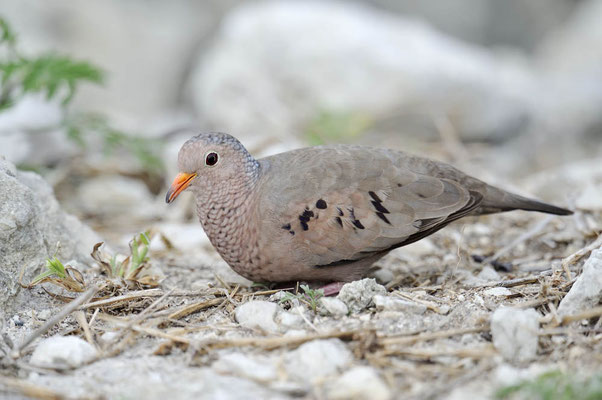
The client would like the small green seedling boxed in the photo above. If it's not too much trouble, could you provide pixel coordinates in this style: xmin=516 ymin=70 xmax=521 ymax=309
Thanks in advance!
xmin=92 ymin=231 xmax=159 ymax=287
xmin=279 ymin=284 xmax=325 ymax=313
xmin=495 ymin=370 xmax=602 ymax=400
xmin=25 ymin=256 xmax=85 ymax=292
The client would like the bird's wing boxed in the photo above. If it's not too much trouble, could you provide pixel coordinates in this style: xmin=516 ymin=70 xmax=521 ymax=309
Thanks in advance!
xmin=258 ymin=145 xmax=483 ymax=268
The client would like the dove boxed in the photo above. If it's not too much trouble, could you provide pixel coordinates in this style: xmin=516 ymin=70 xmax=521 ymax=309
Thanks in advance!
xmin=166 ymin=132 xmax=572 ymax=284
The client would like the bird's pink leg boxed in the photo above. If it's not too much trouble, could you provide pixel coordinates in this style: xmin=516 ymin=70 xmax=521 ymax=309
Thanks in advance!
xmin=320 ymin=282 xmax=346 ymax=296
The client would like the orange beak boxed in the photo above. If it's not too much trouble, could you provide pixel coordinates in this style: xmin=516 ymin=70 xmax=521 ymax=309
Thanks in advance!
xmin=165 ymin=172 xmax=197 ymax=204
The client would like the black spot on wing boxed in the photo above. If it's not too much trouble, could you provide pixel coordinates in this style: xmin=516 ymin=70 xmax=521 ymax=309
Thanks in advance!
xmin=376 ymin=212 xmax=391 ymax=225
xmin=335 ymin=217 xmax=343 ymax=227
xmin=368 ymin=191 xmax=382 ymax=203
xmin=298 ymin=207 xmax=315 ymax=231
xmin=316 ymin=199 xmax=327 ymax=209
xmin=371 ymin=200 xmax=390 ymax=214
xmin=352 ymin=219 xmax=365 ymax=229
xmin=337 ymin=207 xmax=344 ymax=216
xmin=281 ymin=223 xmax=295 ymax=235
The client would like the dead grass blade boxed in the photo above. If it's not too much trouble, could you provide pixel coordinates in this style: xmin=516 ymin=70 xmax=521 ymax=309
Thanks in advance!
xmin=11 ymin=285 xmax=99 ymax=358
xmin=0 ymin=376 xmax=67 ymax=400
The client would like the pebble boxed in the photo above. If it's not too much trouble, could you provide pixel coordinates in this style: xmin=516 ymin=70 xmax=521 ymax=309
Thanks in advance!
xmin=370 ymin=268 xmax=395 ymax=285
xmin=326 ymin=366 xmax=392 ymax=400
xmin=284 ymin=339 xmax=352 ymax=383
xmin=557 ymin=247 xmax=602 ymax=317
xmin=337 ymin=278 xmax=386 ymax=313
xmin=318 ymin=297 xmax=349 ymax=317
xmin=483 ymin=287 xmax=512 ymax=297
xmin=277 ymin=308 xmax=304 ymax=330
xmin=30 ymin=336 xmax=98 ymax=369
xmin=372 ymin=295 xmax=427 ymax=314
xmin=490 ymin=307 xmax=539 ymax=363
xmin=234 ymin=301 xmax=280 ymax=333
xmin=37 ymin=309 xmax=52 ymax=321
xmin=212 ymin=353 xmax=277 ymax=383
xmin=477 ymin=266 xmax=501 ymax=282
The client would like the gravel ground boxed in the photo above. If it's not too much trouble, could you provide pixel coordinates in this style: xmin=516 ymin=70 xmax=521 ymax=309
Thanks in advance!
xmin=2 ymin=203 xmax=601 ymax=399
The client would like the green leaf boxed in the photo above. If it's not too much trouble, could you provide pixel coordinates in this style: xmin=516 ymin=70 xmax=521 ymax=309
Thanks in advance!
xmin=305 ymin=110 xmax=372 ymax=146
xmin=19 ymin=54 xmax=104 ymax=105
xmin=0 ymin=17 xmax=17 ymax=47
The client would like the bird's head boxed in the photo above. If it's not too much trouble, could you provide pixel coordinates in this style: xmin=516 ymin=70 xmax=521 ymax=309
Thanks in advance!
xmin=165 ymin=132 xmax=258 ymax=204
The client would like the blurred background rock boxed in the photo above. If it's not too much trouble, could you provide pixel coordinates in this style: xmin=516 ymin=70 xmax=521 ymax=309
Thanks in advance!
xmin=1 ymin=0 xmax=600 ymax=242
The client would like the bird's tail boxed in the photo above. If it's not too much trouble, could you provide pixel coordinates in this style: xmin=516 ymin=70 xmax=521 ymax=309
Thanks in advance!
xmin=477 ymin=187 xmax=573 ymax=216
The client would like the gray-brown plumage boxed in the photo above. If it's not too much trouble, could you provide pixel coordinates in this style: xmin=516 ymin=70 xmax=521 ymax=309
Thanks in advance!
xmin=166 ymin=132 xmax=572 ymax=283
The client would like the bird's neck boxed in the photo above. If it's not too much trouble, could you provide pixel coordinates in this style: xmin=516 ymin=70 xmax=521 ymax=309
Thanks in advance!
xmin=193 ymin=163 xmax=262 ymax=272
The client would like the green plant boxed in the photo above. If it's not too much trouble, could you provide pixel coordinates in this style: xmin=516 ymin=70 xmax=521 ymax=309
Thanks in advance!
xmin=305 ymin=110 xmax=372 ymax=145
xmin=92 ymin=231 xmax=158 ymax=287
xmin=22 ymin=231 xmax=159 ymax=294
xmin=0 ymin=18 xmax=102 ymax=110
xmin=26 ymin=256 xmax=86 ymax=292
xmin=279 ymin=284 xmax=325 ymax=312
xmin=0 ymin=16 xmax=163 ymax=173
xmin=496 ymin=370 xmax=602 ymax=400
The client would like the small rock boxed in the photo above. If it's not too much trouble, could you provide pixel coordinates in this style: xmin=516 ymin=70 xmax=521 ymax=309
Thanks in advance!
xmin=477 ymin=266 xmax=501 ymax=282
xmin=30 ymin=336 xmax=97 ymax=369
xmin=337 ymin=278 xmax=386 ymax=313
xmin=235 ymin=301 xmax=279 ymax=333
xmin=326 ymin=366 xmax=392 ymax=400
xmin=372 ymin=295 xmax=427 ymax=314
xmin=37 ymin=309 xmax=51 ymax=321
xmin=77 ymin=175 xmax=156 ymax=218
xmin=100 ymin=331 xmax=120 ymax=344
xmin=491 ymin=307 xmax=539 ymax=363
xmin=370 ymin=268 xmax=394 ymax=285
xmin=284 ymin=339 xmax=352 ymax=383
xmin=150 ymin=222 xmax=210 ymax=252
xmin=558 ymin=247 xmax=602 ymax=317
xmin=277 ymin=308 xmax=304 ymax=330
xmin=576 ymin=184 xmax=602 ymax=211
xmin=318 ymin=297 xmax=349 ymax=316
xmin=269 ymin=291 xmax=288 ymax=302
xmin=483 ymin=287 xmax=512 ymax=297
xmin=212 ymin=353 xmax=277 ymax=383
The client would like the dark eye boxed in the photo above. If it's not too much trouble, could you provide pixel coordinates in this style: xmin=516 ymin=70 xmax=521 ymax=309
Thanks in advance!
xmin=205 ymin=152 xmax=219 ymax=166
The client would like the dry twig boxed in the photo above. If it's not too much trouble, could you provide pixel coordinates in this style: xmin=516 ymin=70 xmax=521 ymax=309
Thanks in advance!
xmin=11 ymin=285 xmax=99 ymax=358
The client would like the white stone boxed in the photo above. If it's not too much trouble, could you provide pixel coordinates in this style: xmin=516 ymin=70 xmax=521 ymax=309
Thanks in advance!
xmin=212 ymin=353 xmax=277 ymax=383
xmin=370 ymin=268 xmax=395 ymax=285
xmin=477 ymin=266 xmax=501 ymax=282
xmin=373 ymin=295 xmax=427 ymax=314
xmin=277 ymin=309 xmax=304 ymax=330
xmin=235 ymin=301 xmax=280 ymax=333
xmin=483 ymin=287 xmax=512 ymax=297
xmin=284 ymin=339 xmax=353 ymax=383
xmin=149 ymin=223 xmax=210 ymax=252
xmin=318 ymin=297 xmax=349 ymax=317
xmin=191 ymin=1 xmax=534 ymax=144
xmin=0 ymin=157 xmax=100 ymax=312
xmin=37 ymin=309 xmax=52 ymax=321
xmin=326 ymin=366 xmax=392 ymax=400
xmin=558 ymin=247 xmax=602 ymax=317
xmin=491 ymin=307 xmax=540 ymax=363
xmin=337 ymin=279 xmax=387 ymax=313
xmin=30 ymin=336 xmax=97 ymax=369
xmin=77 ymin=175 xmax=156 ymax=218
xmin=575 ymin=184 xmax=602 ymax=211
